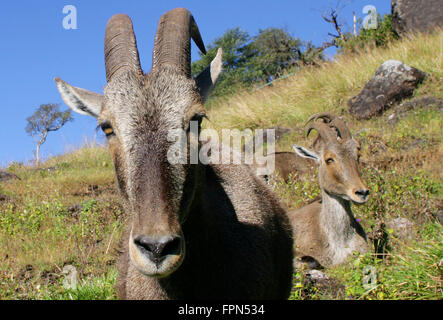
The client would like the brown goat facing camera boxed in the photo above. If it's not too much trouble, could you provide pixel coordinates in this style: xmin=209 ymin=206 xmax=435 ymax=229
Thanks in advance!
xmin=289 ymin=113 xmax=369 ymax=269
xmin=54 ymin=8 xmax=293 ymax=299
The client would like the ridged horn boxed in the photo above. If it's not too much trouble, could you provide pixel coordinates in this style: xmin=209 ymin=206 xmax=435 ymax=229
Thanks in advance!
xmin=306 ymin=121 xmax=337 ymax=144
xmin=330 ymin=117 xmax=352 ymax=141
xmin=152 ymin=8 xmax=206 ymax=77
xmin=104 ymin=14 xmax=142 ymax=82
xmin=305 ymin=112 xmax=352 ymax=141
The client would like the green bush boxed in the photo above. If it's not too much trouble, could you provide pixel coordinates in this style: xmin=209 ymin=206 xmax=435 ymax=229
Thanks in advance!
xmin=338 ymin=14 xmax=398 ymax=54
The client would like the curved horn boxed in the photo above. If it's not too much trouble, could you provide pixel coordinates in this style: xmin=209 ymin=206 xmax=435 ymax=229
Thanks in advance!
xmin=330 ymin=117 xmax=352 ymax=141
xmin=306 ymin=121 xmax=337 ymax=144
xmin=305 ymin=112 xmax=352 ymax=141
xmin=152 ymin=8 xmax=206 ymax=77
xmin=105 ymin=14 xmax=142 ymax=82
xmin=304 ymin=112 xmax=336 ymax=126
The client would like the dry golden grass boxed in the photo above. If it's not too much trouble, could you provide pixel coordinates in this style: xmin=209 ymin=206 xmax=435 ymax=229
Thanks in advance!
xmin=205 ymin=29 xmax=442 ymax=133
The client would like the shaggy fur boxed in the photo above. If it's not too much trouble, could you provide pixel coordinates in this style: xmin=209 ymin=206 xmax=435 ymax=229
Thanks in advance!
xmin=117 ymin=160 xmax=293 ymax=299
xmin=108 ymin=67 xmax=294 ymax=299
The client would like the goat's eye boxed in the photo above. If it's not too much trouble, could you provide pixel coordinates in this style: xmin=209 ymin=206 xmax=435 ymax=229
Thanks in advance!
xmin=326 ymin=157 xmax=335 ymax=164
xmin=100 ymin=122 xmax=115 ymax=137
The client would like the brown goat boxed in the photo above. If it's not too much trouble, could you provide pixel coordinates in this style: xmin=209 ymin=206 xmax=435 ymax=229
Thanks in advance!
xmin=255 ymin=151 xmax=316 ymax=183
xmin=54 ymin=8 xmax=293 ymax=299
xmin=289 ymin=113 xmax=369 ymax=268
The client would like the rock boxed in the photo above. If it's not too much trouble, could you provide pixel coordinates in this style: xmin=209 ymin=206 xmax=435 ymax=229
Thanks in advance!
xmin=387 ymin=96 xmax=443 ymax=124
xmin=0 ymin=171 xmax=20 ymax=182
xmin=386 ymin=217 xmax=415 ymax=240
xmin=392 ymin=0 xmax=443 ymax=37
xmin=301 ymin=269 xmax=346 ymax=299
xmin=436 ymin=210 xmax=443 ymax=225
xmin=305 ymin=269 xmax=329 ymax=282
xmin=348 ymin=60 xmax=427 ymax=120
xmin=399 ymin=96 xmax=443 ymax=112
xmin=0 ymin=193 xmax=10 ymax=202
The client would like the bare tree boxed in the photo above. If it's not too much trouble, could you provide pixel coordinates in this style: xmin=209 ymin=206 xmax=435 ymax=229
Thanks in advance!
xmin=322 ymin=0 xmax=354 ymax=47
xmin=322 ymin=5 xmax=346 ymax=45
xmin=25 ymin=103 xmax=73 ymax=164
xmin=304 ymin=0 xmax=352 ymax=58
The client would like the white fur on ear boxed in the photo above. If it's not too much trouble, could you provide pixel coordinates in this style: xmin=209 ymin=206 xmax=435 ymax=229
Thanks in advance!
xmin=293 ymin=145 xmax=319 ymax=162
xmin=54 ymin=77 xmax=103 ymax=118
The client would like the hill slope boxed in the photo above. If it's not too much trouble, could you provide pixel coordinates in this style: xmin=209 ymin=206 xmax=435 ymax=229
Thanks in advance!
xmin=0 ymin=30 xmax=441 ymax=299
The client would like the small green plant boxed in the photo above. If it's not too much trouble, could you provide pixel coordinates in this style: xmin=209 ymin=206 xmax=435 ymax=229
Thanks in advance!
xmin=38 ymin=268 xmax=118 ymax=300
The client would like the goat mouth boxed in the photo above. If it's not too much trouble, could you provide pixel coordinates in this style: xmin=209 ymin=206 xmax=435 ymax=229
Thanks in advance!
xmin=350 ymin=194 xmax=369 ymax=204
xmin=352 ymin=199 xmax=367 ymax=205
xmin=346 ymin=188 xmax=369 ymax=204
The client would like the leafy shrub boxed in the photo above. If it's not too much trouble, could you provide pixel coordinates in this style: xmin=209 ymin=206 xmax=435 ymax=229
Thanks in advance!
xmin=338 ymin=14 xmax=399 ymax=54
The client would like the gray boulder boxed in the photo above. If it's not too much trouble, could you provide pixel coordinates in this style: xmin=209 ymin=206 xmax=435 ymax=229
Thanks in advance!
xmin=392 ymin=0 xmax=443 ymax=36
xmin=305 ymin=269 xmax=329 ymax=282
xmin=348 ymin=60 xmax=426 ymax=120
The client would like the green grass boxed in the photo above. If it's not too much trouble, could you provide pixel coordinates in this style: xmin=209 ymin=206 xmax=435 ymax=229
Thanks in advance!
xmin=0 ymin=30 xmax=442 ymax=300
xmin=326 ymin=222 xmax=442 ymax=300
xmin=39 ymin=268 xmax=118 ymax=300
xmin=0 ymin=144 xmax=124 ymax=299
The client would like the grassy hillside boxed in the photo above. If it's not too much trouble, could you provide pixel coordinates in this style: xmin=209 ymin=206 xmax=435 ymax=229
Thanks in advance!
xmin=0 ymin=30 xmax=441 ymax=299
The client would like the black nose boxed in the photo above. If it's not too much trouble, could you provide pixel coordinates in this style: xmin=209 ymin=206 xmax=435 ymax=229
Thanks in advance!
xmin=355 ymin=189 xmax=370 ymax=199
xmin=134 ymin=235 xmax=182 ymax=265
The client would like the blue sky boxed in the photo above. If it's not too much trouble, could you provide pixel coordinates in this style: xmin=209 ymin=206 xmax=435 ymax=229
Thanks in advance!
xmin=0 ymin=0 xmax=390 ymax=167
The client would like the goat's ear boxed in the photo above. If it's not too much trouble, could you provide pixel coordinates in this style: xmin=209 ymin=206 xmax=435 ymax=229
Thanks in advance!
xmin=54 ymin=77 xmax=103 ymax=118
xmin=195 ymin=47 xmax=223 ymax=103
xmin=293 ymin=145 xmax=319 ymax=162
